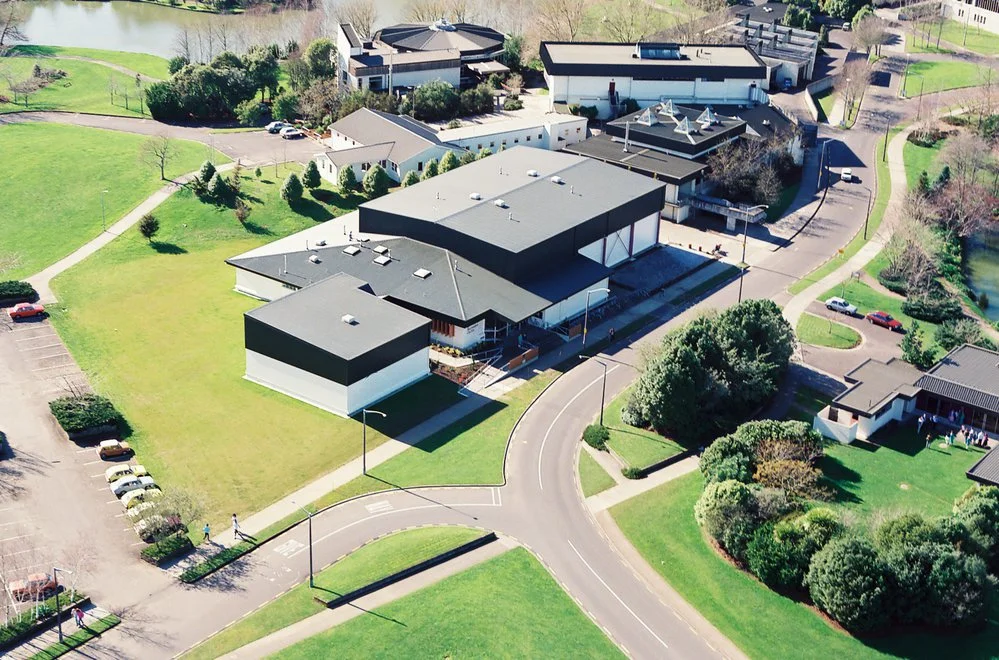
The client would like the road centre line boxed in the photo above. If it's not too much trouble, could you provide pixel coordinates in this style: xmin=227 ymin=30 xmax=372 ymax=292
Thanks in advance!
xmin=537 ymin=366 xmax=621 ymax=491
xmin=567 ymin=539 xmax=669 ymax=650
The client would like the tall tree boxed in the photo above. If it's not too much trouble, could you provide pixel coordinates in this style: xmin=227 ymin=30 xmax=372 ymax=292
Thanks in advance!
xmin=602 ymin=0 xmax=661 ymax=43
xmin=243 ymin=45 xmax=280 ymax=102
xmin=303 ymin=37 xmax=337 ymax=80
xmin=138 ymin=214 xmax=160 ymax=242
xmin=337 ymin=0 xmax=378 ymax=38
xmin=0 ymin=0 xmax=27 ymax=57
xmin=140 ymin=134 xmax=177 ymax=180
xmin=534 ymin=0 xmax=590 ymax=41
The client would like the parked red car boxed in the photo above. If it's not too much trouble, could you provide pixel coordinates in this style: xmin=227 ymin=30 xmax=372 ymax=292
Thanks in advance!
xmin=7 ymin=302 xmax=45 ymax=320
xmin=865 ymin=310 xmax=903 ymax=332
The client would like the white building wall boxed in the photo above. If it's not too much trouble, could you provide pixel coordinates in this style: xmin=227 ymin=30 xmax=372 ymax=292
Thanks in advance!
xmin=432 ymin=319 xmax=486 ymax=351
xmin=235 ymin=270 xmax=296 ymax=302
xmin=245 ymin=347 xmax=429 ymax=417
xmin=536 ymin=277 xmax=610 ymax=327
xmin=813 ymin=406 xmax=857 ymax=445
xmin=577 ymin=211 xmax=660 ymax=267
xmin=632 ymin=211 xmax=660 ymax=254
xmin=942 ymin=0 xmax=999 ymax=35
xmin=604 ymin=226 xmax=632 ymax=266
xmin=443 ymin=117 xmax=588 ymax=153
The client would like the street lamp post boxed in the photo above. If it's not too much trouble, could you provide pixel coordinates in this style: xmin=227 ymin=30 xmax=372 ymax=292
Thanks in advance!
xmin=861 ymin=185 xmax=873 ymax=240
xmin=578 ymin=355 xmax=608 ymax=425
xmin=100 ymin=189 xmax=109 ymax=232
xmin=292 ymin=501 xmax=314 ymax=588
xmin=361 ymin=409 xmax=387 ymax=475
xmin=581 ymin=287 xmax=611 ymax=350
xmin=52 ymin=566 xmax=72 ymax=642
xmin=737 ymin=206 xmax=768 ymax=304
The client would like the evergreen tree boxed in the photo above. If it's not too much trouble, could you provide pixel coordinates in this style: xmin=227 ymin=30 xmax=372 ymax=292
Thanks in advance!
xmin=302 ymin=160 xmax=321 ymax=189
xmin=421 ymin=158 xmax=440 ymax=180
xmin=362 ymin=164 xmax=390 ymax=198
xmin=199 ymin=160 xmax=216 ymax=184
xmin=281 ymin=173 xmax=303 ymax=204
xmin=337 ymin=166 xmax=357 ymax=194
xmin=439 ymin=150 xmax=460 ymax=173
xmin=401 ymin=170 xmax=421 ymax=187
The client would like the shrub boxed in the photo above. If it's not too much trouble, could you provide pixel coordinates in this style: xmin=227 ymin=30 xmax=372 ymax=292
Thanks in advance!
xmin=953 ymin=485 xmax=999 ymax=568
xmin=207 ymin=172 xmax=229 ymax=201
xmin=902 ymin=292 xmax=964 ymax=323
xmin=621 ymin=466 xmax=644 ymax=480
xmin=877 ymin=269 xmax=909 ymax=295
xmin=179 ymin=541 xmax=253 ymax=583
xmin=700 ymin=433 xmax=754 ymax=484
xmin=49 ymin=395 xmax=122 ymax=435
xmin=167 ymin=55 xmax=188 ymax=75
xmin=978 ymin=291 xmax=990 ymax=310
xmin=363 ymin=164 xmax=390 ymax=198
xmin=806 ymin=537 xmax=892 ymax=633
xmin=235 ymin=98 xmax=267 ymax=126
xmin=754 ymin=459 xmax=824 ymax=499
xmin=254 ymin=166 xmax=262 ymax=178
xmin=578 ymin=105 xmax=599 ymax=120
xmin=337 ymin=165 xmax=358 ymax=193
xmin=459 ymin=150 xmax=477 ymax=166
xmin=582 ymin=424 xmax=609 ymax=450
xmin=447 ymin=118 xmax=462 ymax=129
xmin=504 ymin=94 xmax=524 ymax=111
xmin=477 ymin=148 xmax=492 ymax=160
xmin=746 ymin=522 xmax=813 ymax=590
xmin=795 ymin=507 xmax=843 ymax=547
xmin=901 ymin=321 xmax=936 ymax=370
xmin=883 ymin=541 xmax=946 ymax=624
xmin=619 ymin=397 xmax=647 ymax=428
xmin=695 ymin=480 xmax=758 ymax=559
xmin=0 ymin=590 xmax=88 ymax=647
xmin=140 ymin=530 xmax=194 ymax=565
xmin=413 ymin=80 xmax=460 ymax=120
xmin=281 ymin=173 xmax=303 ymax=204
xmin=198 ymin=160 xmax=216 ymax=185
xmin=421 ymin=158 xmax=440 ymax=180
xmin=439 ymin=150 xmax=460 ymax=173
xmin=401 ymin=170 xmax=421 ymax=187
xmin=138 ymin=213 xmax=160 ymax=242
xmin=302 ymin=160 xmax=321 ymax=189
xmin=621 ymin=98 xmax=639 ymax=114
xmin=935 ymin=318 xmax=989 ymax=351
xmin=874 ymin=513 xmax=941 ymax=553
xmin=0 ymin=280 xmax=37 ymax=302
xmin=927 ymin=549 xmax=990 ymax=627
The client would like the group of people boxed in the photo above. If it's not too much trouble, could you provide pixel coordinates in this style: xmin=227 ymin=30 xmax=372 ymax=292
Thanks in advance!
xmin=917 ymin=412 xmax=991 ymax=449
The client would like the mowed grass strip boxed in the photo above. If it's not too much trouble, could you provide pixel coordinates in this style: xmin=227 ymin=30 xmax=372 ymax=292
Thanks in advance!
xmin=578 ymin=450 xmax=616 ymax=497
xmin=911 ymin=19 xmax=999 ymax=55
xmin=182 ymin=527 xmax=483 ymax=660
xmin=903 ymin=60 xmax=990 ymax=97
xmin=0 ymin=56 xmax=156 ymax=116
xmin=49 ymin=169 xmax=461 ymax=526
xmin=0 ymin=122 xmax=214 ymax=280
xmin=270 ymin=548 xmax=624 ymax=660
xmin=795 ymin=312 xmax=862 ymax=349
xmin=12 ymin=45 xmax=171 ymax=79
xmin=604 ymin=387 xmax=686 ymax=469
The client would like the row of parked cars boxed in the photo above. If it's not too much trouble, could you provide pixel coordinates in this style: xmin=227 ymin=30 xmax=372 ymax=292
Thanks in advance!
xmin=97 ymin=441 xmax=181 ymax=542
xmin=824 ymin=297 xmax=904 ymax=331
xmin=265 ymin=121 xmax=304 ymax=139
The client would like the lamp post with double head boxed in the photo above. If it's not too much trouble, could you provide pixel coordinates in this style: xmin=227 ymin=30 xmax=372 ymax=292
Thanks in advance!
xmin=737 ymin=205 xmax=768 ymax=304
xmin=581 ymin=287 xmax=611 ymax=350
xmin=292 ymin=501 xmax=314 ymax=587
xmin=52 ymin=566 xmax=72 ymax=642
xmin=361 ymin=409 xmax=387 ymax=475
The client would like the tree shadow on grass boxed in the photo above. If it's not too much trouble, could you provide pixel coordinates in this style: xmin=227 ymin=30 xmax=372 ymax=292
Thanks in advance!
xmin=818 ymin=455 xmax=863 ymax=505
xmin=150 ymin=241 xmax=187 ymax=255
xmin=241 ymin=221 xmax=274 ymax=236
xmin=292 ymin=197 xmax=335 ymax=222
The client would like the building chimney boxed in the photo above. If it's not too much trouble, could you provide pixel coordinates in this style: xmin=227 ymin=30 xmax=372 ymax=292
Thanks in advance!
xmin=623 ymin=121 xmax=631 ymax=152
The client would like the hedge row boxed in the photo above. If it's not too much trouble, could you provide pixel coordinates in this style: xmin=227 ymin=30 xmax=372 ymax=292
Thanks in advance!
xmin=179 ymin=541 xmax=253 ymax=583
xmin=901 ymin=293 xmax=964 ymax=324
xmin=0 ymin=592 xmax=87 ymax=649
xmin=582 ymin=424 xmax=609 ymax=450
xmin=140 ymin=531 xmax=194 ymax=566
xmin=0 ymin=280 xmax=36 ymax=303
xmin=48 ymin=395 xmax=123 ymax=435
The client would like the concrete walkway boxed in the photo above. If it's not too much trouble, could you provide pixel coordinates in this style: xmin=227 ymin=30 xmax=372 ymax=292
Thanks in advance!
xmin=27 ymin=163 xmax=236 ymax=303
xmin=216 ymin=538 xmax=518 ymax=659
xmin=782 ymin=123 xmax=915 ymax=328
xmin=5 ymin=603 xmax=113 ymax=660
xmin=586 ymin=456 xmax=700 ymax=513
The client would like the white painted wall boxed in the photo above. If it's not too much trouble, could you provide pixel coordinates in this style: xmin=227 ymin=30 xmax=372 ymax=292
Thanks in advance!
xmin=234 ymin=270 xmax=296 ymax=302
xmin=632 ymin=212 xmax=660 ymax=254
xmin=442 ymin=117 xmax=588 ymax=153
xmin=577 ymin=212 xmax=659 ymax=267
xmin=245 ymin=347 xmax=430 ymax=417
xmin=432 ymin=319 xmax=486 ymax=350
xmin=942 ymin=0 xmax=999 ymax=35
xmin=604 ymin=226 xmax=632 ymax=266
xmin=534 ymin=277 xmax=610 ymax=327
xmin=813 ymin=406 xmax=857 ymax=445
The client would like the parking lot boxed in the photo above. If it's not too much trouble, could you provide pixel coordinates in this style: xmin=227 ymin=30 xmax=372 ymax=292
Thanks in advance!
xmin=0 ymin=313 xmax=163 ymax=611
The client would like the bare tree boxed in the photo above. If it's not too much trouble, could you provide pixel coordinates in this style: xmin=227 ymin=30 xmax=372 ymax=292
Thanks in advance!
xmin=140 ymin=134 xmax=177 ymax=180
xmin=174 ymin=27 xmax=192 ymax=62
xmin=336 ymin=0 xmax=378 ymax=38
xmin=534 ymin=0 xmax=590 ymax=41
xmin=854 ymin=15 xmax=889 ymax=57
xmin=654 ymin=0 xmax=730 ymax=44
xmin=58 ymin=536 xmax=97 ymax=603
xmin=839 ymin=58 xmax=873 ymax=124
xmin=0 ymin=0 xmax=26 ymax=56
xmin=405 ymin=0 xmax=449 ymax=22
xmin=600 ymin=0 xmax=661 ymax=43
xmin=10 ymin=76 xmax=39 ymax=106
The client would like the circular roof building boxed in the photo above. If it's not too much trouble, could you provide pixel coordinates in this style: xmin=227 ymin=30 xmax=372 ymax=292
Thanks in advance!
xmin=374 ymin=19 xmax=505 ymax=61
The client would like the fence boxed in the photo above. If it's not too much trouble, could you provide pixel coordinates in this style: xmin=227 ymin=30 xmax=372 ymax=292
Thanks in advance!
xmin=804 ymin=75 xmax=836 ymax=122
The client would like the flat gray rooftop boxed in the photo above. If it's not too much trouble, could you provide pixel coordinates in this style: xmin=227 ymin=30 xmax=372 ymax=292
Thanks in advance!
xmin=542 ymin=42 xmax=762 ymax=68
xmin=564 ymin=134 xmax=708 ymax=183
xmin=359 ymin=146 xmax=665 ymax=253
xmin=245 ymin=273 xmax=429 ymax=359
xmin=834 ymin=358 xmax=922 ymax=416
xmin=916 ymin=344 xmax=999 ymax=413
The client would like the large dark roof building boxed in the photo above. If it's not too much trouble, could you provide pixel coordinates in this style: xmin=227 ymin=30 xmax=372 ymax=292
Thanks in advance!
xmin=374 ymin=20 xmax=505 ymax=60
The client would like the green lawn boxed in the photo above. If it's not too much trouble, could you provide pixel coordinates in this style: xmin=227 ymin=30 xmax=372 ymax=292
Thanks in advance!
xmin=902 ymin=139 xmax=945 ymax=189
xmin=49 ymin=168 xmax=465 ymax=526
xmin=788 ymin=128 xmax=898 ymax=295
xmin=903 ymin=60 xmax=989 ymax=97
xmin=611 ymin=471 xmax=999 ymax=659
xmin=579 ymin=450 xmax=616 ymax=497
xmin=915 ymin=19 xmax=999 ymax=55
xmin=788 ymin=385 xmax=831 ymax=423
xmin=29 ymin=614 xmax=121 ymax=659
xmin=272 ymin=548 xmax=623 ymax=659
xmin=766 ymin=180 xmax=801 ymax=222
xmin=0 ymin=122 xmax=214 ymax=280
xmin=182 ymin=527 xmax=483 ymax=659
xmin=795 ymin=312 xmax=862 ymax=349
xmin=605 ymin=387 xmax=686 ymax=469
xmin=11 ymin=45 xmax=171 ymax=79
xmin=813 ymin=88 xmax=835 ymax=123
xmin=0 ymin=56 xmax=155 ymax=116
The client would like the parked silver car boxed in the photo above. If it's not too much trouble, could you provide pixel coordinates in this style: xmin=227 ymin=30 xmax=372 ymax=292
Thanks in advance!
xmin=824 ymin=296 xmax=858 ymax=316
xmin=110 ymin=475 xmax=157 ymax=498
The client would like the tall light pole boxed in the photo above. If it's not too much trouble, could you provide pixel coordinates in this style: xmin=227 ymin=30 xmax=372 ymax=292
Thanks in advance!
xmin=578 ymin=355 xmax=608 ymax=426
xmin=361 ymin=409 xmax=387 ymax=475
xmin=861 ymin=185 xmax=873 ymax=240
xmin=737 ymin=205 xmax=768 ymax=304
xmin=292 ymin=501 xmax=314 ymax=588
xmin=52 ymin=566 xmax=72 ymax=642
xmin=882 ymin=117 xmax=890 ymax=163
xmin=581 ymin=287 xmax=611 ymax=350
xmin=100 ymin=189 xmax=109 ymax=232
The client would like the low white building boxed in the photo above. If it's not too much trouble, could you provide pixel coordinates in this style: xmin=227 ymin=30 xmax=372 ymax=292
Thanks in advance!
xmin=941 ymin=0 xmax=999 ymax=36
xmin=435 ymin=113 xmax=589 ymax=153
xmin=717 ymin=14 xmax=820 ymax=88
xmin=540 ymin=41 xmax=769 ymax=119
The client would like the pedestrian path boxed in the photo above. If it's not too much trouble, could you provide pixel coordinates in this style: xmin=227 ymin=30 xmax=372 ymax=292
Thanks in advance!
xmin=216 ymin=537 xmax=518 ymax=659
xmin=5 ymin=603 xmax=113 ymax=660
xmin=585 ymin=456 xmax=700 ymax=513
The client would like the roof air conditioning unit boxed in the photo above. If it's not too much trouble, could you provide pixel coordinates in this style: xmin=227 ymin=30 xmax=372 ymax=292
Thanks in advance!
xmin=342 ymin=245 xmax=361 ymax=256
xmin=309 ymin=254 xmax=321 ymax=264
xmin=413 ymin=268 xmax=432 ymax=279
xmin=526 ymin=169 xmax=539 ymax=177
xmin=373 ymin=255 xmax=391 ymax=266
xmin=494 ymin=199 xmax=507 ymax=208
xmin=550 ymin=175 xmax=564 ymax=184
xmin=762 ymin=119 xmax=771 ymax=126
xmin=315 ymin=239 xmax=327 ymax=247
xmin=373 ymin=245 xmax=389 ymax=254
xmin=469 ymin=192 xmax=482 ymax=200
xmin=341 ymin=314 xmax=357 ymax=325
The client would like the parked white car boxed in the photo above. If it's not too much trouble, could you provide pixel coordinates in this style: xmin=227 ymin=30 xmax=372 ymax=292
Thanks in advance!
xmin=279 ymin=126 xmax=304 ymax=140
xmin=840 ymin=168 xmax=853 ymax=182
xmin=824 ymin=297 xmax=858 ymax=316
xmin=266 ymin=121 xmax=287 ymax=134
xmin=121 ymin=487 xmax=162 ymax=509
xmin=105 ymin=464 xmax=149 ymax=483
xmin=110 ymin=475 xmax=157 ymax=498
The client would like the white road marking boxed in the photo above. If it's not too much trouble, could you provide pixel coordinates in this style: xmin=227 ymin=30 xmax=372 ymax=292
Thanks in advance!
xmin=538 ymin=366 xmax=621 ymax=491
xmin=273 ymin=539 xmax=306 ymax=557
xmin=0 ymin=534 xmax=34 ymax=542
xmin=30 ymin=352 xmax=70 ymax=361
xmin=76 ymin=448 xmax=92 ymax=454
xmin=567 ymin=540 xmax=669 ymax=650
xmin=81 ymin=460 xmax=103 ymax=466
xmin=0 ymin=521 xmax=22 ymax=527
xmin=4 ymin=547 xmax=45 ymax=557
xmin=364 ymin=500 xmax=393 ymax=514
xmin=20 ymin=343 xmax=62 ymax=351
xmin=15 ymin=333 xmax=56 ymax=341
xmin=31 ymin=364 xmax=75 ymax=372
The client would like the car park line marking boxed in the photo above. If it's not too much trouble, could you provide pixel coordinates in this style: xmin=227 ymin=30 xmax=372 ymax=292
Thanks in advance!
xmin=105 ymin=500 xmax=120 ymax=505
xmin=15 ymin=333 xmax=56 ymax=341
xmin=4 ymin=547 xmax=45 ymax=557
xmin=567 ymin=540 xmax=669 ymax=650
xmin=90 ymin=473 xmax=106 ymax=478
xmin=32 ymin=364 xmax=75 ymax=372
xmin=31 ymin=352 xmax=70 ymax=361
xmin=82 ymin=460 xmax=104 ymax=466
xmin=114 ymin=513 xmax=126 ymax=518
xmin=20 ymin=343 xmax=62 ymax=351
xmin=129 ymin=542 xmax=145 ymax=547
xmin=0 ymin=534 xmax=34 ymax=542
xmin=76 ymin=448 xmax=92 ymax=454
xmin=538 ymin=366 xmax=621 ymax=491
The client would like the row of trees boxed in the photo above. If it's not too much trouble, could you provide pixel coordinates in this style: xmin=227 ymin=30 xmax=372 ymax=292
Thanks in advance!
xmin=696 ymin=420 xmax=999 ymax=633
xmin=624 ymin=300 xmax=795 ymax=443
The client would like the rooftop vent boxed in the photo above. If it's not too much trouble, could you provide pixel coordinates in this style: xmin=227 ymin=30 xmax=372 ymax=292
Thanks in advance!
xmin=431 ymin=18 xmax=456 ymax=31
xmin=550 ymin=175 xmax=564 ymax=185
xmin=373 ymin=254 xmax=391 ymax=266
xmin=657 ymin=99 xmax=678 ymax=117
xmin=469 ymin=192 xmax=482 ymax=200
xmin=696 ymin=106 xmax=719 ymax=125
xmin=309 ymin=254 xmax=321 ymax=264
xmin=414 ymin=268 xmax=432 ymax=279
xmin=373 ymin=245 xmax=389 ymax=254
xmin=316 ymin=239 xmax=327 ymax=247
xmin=494 ymin=199 xmax=507 ymax=208
xmin=762 ymin=119 xmax=771 ymax=126
xmin=342 ymin=314 xmax=357 ymax=325
xmin=526 ymin=169 xmax=539 ymax=177
xmin=342 ymin=245 xmax=361 ymax=256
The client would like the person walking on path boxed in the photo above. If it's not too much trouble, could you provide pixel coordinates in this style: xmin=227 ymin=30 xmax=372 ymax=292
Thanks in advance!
xmin=917 ymin=413 xmax=926 ymax=434
xmin=232 ymin=513 xmax=244 ymax=540
xmin=73 ymin=607 xmax=84 ymax=628
xmin=925 ymin=433 xmax=933 ymax=449
xmin=203 ymin=522 xmax=211 ymax=543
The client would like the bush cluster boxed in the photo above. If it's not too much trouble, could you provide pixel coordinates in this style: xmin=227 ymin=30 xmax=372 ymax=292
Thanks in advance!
xmin=49 ymin=395 xmax=123 ymax=435
xmin=568 ymin=104 xmax=599 ymax=120
xmin=0 ymin=280 xmax=37 ymax=302
xmin=582 ymin=424 xmax=609 ymax=451
xmin=140 ymin=530 xmax=194 ymax=565
xmin=902 ymin=292 xmax=964 ymax=324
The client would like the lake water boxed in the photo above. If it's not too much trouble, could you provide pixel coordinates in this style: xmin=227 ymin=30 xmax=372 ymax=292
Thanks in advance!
xmin=22 ymin=0 xmax=407 ymax=59
xmin=966 ymin=232 xmax=999 ymax=323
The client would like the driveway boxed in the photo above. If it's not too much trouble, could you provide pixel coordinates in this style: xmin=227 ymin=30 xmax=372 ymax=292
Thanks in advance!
xmin=799 ymin=300 xmax=904 ymax=378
